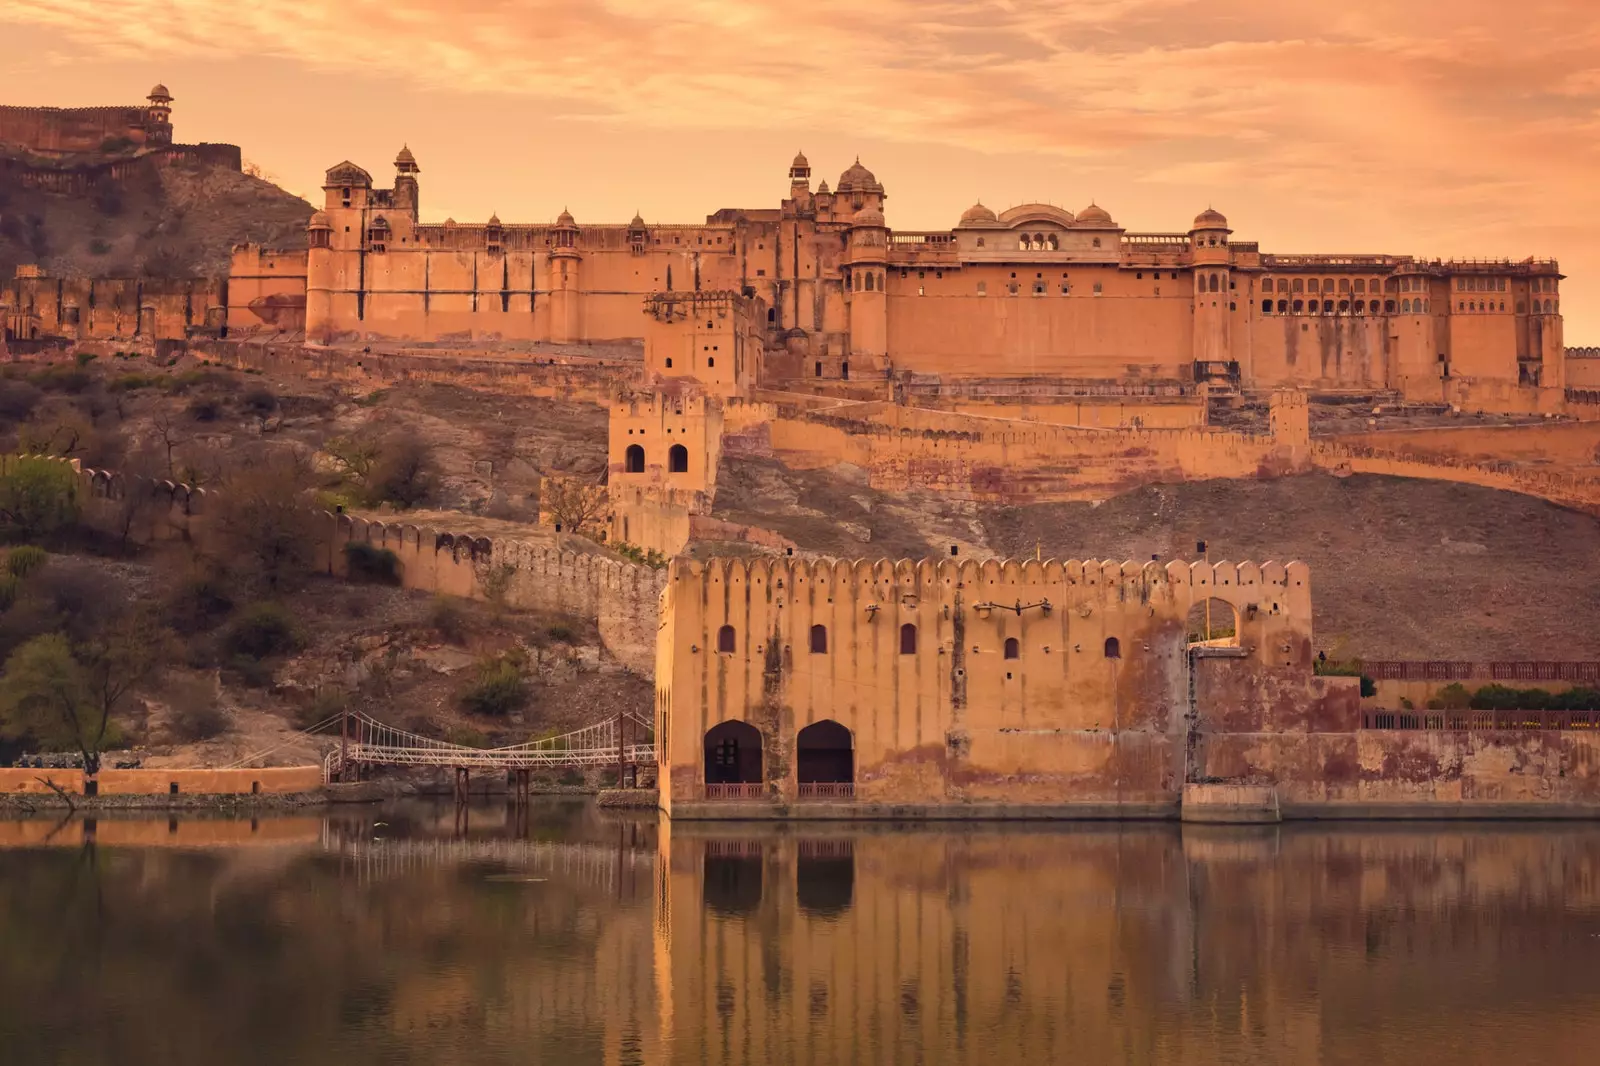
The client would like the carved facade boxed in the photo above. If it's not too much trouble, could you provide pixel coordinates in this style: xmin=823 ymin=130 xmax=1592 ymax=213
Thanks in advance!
xmin=240 ymin=149 xmax=1565 ymax=407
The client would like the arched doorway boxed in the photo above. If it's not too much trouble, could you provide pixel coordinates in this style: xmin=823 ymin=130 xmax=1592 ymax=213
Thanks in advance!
xmin=704 ymin=720 xmax=763 ymax=798
xmin=1185 ymin=598 xmax=1240 ymax=646
xmin=796 ymin=720 xmax=853 ymax=798
xmin=624 ymin=444 xmax=645 ymax=473
xmin=668 ymin=443 xmax=688 ymax=473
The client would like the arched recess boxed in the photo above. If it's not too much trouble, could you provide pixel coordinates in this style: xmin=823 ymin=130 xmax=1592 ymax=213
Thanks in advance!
xmin=668 ymin=443 xmax=688 ymax=473
xmin=705 ymin=720 xmax=763 ymax=785
xmin=797 ymin=840 xmax=854 ymax=917
xmin=704 ymin=848 xmax=763 ymax=917
xmin=1185 ymin=598 xmax=1240 ymax=646
xmin=797 ymin=720 xmax=853 ymax=788
xmin=624 ymin=444 xmax=644 ymax=473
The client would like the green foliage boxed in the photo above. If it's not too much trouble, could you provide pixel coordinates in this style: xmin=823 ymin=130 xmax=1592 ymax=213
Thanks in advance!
xmin=27 ymin=366 xmax=92 ymax=394
xmin=295 ymin=687 xmax=348 ymax=731
xmin=343 ymin=542 xmax=402 ymax=585
xmin=0 ymin=634 xmax=95 ymax=762
xmin=1435 ymin=683 xmax=1472 ymax=710
xmin=459 ymin=653 xmax=528 ymax=718
xmin=447 ymin=725 xmax=488 ymax=747
xmin=165 ymin=574 xmax=234 ymax=635
xmin=1466 ymin=684 xmax=1600 ymax=711
xmin=5 ymin=546 xmax=48 ymax=578
xmin=1312 ymin=657 xmax=1374 ymax=697
xmin=0 ymin=457 xmax=81 ymax=545
xmin=223 ymin=602 xmax=303 ymax=660
xmin=107 ymin=373 xmax=164 ymax=393
xmin=611 ymin=543 xmax=669 ymax=569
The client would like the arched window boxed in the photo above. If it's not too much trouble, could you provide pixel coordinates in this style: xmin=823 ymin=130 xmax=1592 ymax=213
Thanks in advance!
xmin=704 ymin=719 xmax=762 ymax=787
xmin=1292 ymin=299 xmax=1304 ymax=313
xmin=717 ymin=625 xmax=736 ymax=653
xmin=865 ymin=272 xmax=874 ymax=292
xmin=1262 ymin=300 xmax=1273 ymax=313
xmin=1003 ymin=637 xmax=1019 ymax=660
xmin=1277 ymin=299 xmax=1288 ymax=313
xmin=1338 ymin=278 xmax=1350 ymax=293
xmin=1354 ymin=279 xmax=1366 ymax=294
xmin=1338 ymin=300 xmax=1349 ymax=313
xmin=899 ymin=623 xmax=917 ymax=655
xmin=1047 ymin=234 xmax=1058 ymax=250
xmin=1323 ymin=300 xmax=1334 ymax=313
xmin=1092 ymin=237 xmax=1101 ymax=248
xmin=977 ymin=281 xmax=987 ymax=296
xmin=1020 ymin=235 xmax=1032 ymax=251
xmin=1370 ymin=300 xmax=1380 ymax=313
xmin=1186 ymin=599 xmax=1240 ymax=646
xmin=1292 ymin=279 xmax=1304 ymax=293
xmin=668 ymin=444 xmax=688 ymax=473
xmin=1262 ymin=278 xmax=1274 ymax=293
xmin=797 ymin=720 xmax=852 ymax=787
xmin=1104 ymin=637 xmax=1121 ymax=659
xmin=815 ymin=361 xmax=823 ymax=377
xmin=976 ymin=237 xmax=985 ymax=247
xmin=1385 ymin=299 xmax=1396 ymax=313
xmin=1402 ymin=299 xmax=1411 ymax=313
xmin=810 ymin=625 xmax=827 ymax=654
xmin=624 ymin=444 xmax=644 ymax=473
xmin=1208 ymin=274 xmax=1220 ymax=293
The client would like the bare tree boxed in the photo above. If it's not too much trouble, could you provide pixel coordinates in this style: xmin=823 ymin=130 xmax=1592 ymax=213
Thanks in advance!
xmin=539 ymin=473 xmax=609 ymax=537
xmin=206 ymin=448 xmax=321 ymax=592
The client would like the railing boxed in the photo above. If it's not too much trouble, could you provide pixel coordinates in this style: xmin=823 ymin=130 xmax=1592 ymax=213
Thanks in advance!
xmin=1363 ymin=710 xmax=1600 ymax=730
xmin=797 ymin=782 xmax=855 ymax=800
xmin=889 ymin=233 xmax=956 ymax=245
xmin=703 ymin=782 xmax=767 ymax=800
xmin=1363 ymin=661 xmax=1600 ymax=682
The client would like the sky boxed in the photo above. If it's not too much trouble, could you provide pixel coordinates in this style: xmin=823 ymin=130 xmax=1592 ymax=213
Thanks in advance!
xmin=3 ymin=0 xmax=1598 ymax=340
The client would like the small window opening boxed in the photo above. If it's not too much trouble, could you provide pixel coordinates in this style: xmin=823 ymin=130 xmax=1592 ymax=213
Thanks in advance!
xmin=717 ymin=625 xmax=736 ymax=654
xmin=1104 ymin=637 xmax=1121 ymax=659
xmin=810 ymin=625 xmax=828 ymax=654
xmin=899 ymin=624 xmax=917 ymax=655
xmin=1004 ymin=638 xmax=1019 ymax=660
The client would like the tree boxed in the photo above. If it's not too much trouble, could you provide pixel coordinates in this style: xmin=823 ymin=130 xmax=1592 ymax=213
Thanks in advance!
xmin=0 ymin=613 xmax=171 ymax=778
xmin=326 ymin=430 xmax=436 ymax=509
xmin=0 ymin=457 xmax=80 ymax=544
xmin=206 ymin=450 xmax=320 ymax=593
xmin=540 ymin=473 xmax=608 ymax=536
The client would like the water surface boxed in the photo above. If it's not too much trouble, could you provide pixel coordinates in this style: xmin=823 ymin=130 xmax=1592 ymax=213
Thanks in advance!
xmin=1 ymin=802 xmax=1597 ymax=1065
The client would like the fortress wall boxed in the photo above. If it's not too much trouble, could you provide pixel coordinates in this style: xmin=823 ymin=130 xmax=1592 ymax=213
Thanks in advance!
xmin=1312 ymin=442 xmax=1600 ymax=514
xmin=0 ymin=104 xmax=150 ymax=154
xmin=203 ymin=341 xmax=637 ymax=404
xmin=1337 ymin=421 xmax=1600 ymax=467
xmin=1199 ymin=730 xmax=1600 ymax=808
xmin=938 ymin=398 xmax=1205 ymax=428
xmin=0 ymin=766 xmax=322 ymax=795
xmin=2 ymin=277 xmax=220 ymax=343
xmin=657 ymin=555 xmax=1317 ymax=811
xmin=1243 ymin=314 xmax=1388 ymax=389
xmin=227 ymin=246 xmax=307 ymax=335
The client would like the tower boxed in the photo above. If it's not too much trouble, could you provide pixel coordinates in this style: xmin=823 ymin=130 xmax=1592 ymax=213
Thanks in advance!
xmin=393 ymin=145 xmax=420 ymax=220
xmin=548 ymin=209 xmax=582 ymax=344
xmin=789 ymin=151 xmax=811 ymax=196
xmin=145 ymin=84 xmax=173 ymax=146
xmin=1190 ymin=208 xmax=1232 ymax=367
xmin=846 ymin=206 xmax=889 ymax=372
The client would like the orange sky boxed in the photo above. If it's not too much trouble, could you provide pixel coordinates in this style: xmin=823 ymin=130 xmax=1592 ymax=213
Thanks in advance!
xmin=3 ymin=0 xmax=1598 ymax=340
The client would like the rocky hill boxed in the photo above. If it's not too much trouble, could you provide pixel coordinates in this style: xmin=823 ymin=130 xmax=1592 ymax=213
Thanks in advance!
xmin=0 ymin=150 xmax=310 ymax=280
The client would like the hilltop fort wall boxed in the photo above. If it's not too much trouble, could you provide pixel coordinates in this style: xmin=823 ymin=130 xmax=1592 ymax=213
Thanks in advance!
xmin=1 ymin=274 xmax=223 ymax=344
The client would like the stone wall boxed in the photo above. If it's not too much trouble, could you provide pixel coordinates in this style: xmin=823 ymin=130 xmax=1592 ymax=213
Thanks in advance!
xmin=0 ymin=766 xmax=321 ymax=795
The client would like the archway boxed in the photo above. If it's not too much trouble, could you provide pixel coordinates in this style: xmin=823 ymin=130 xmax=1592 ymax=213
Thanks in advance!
xmin=624 ymin=444 xmax=644 ymax=473
xmin=704 ymin=720 xmax=763 ymax=791
xmin=704 ymin=845 xmax=763 ymax=917
xmin=797 ymin=840 xmax=854 ymax=917
xmin=797 ymin=720 xmax=853 ymax=797
xmin=668 ymin=443 xmax=688 ymax=473
xmin=1185 ymin=598 xmax=1240 ymax=646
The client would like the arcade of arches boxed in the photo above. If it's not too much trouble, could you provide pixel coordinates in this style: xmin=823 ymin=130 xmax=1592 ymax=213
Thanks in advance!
xmin=700 ymin=719 xmax=854 ymax=790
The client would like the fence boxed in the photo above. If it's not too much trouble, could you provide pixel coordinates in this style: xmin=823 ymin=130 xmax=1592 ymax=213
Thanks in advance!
xmin=1363 ymin=710 xmax=1600 ymax=730
xmin=1362 ymin=662 xmax=1600 ymax=682
xmin=703 ymin=783 xmax=767 ymax=800
xmin=797 ymin=782 xmax=855 ymax=800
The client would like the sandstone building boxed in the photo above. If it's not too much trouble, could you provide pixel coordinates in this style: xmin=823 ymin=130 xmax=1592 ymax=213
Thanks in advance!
xmin=0 ymin=84 xmax=175 ymax=157
xmin=237 ymin=149 xmax=1565 ymax=409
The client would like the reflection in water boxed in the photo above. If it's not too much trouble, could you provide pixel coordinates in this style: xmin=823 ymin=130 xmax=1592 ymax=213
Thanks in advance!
xmin=0 ymin=806 xmax=1598 ymax=1065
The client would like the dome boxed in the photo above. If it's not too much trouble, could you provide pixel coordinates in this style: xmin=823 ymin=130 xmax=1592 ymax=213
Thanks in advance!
xmin=487 ymin=213 xmax=501 ymax=226
xmin=307 ymin=211 xmax=331 ymax=231
xmin=394 ymin=145 xmax=417 ymax=169
xmin=959 ymin=201 xmax=998 ymax=225
xmin=837 ymin=158 xmax=881 ymax=192
xmin=555 ymin=209 xmax=576 ymax=227
xmin=1193 ymin=208 xmax=1229 ymax=230
xmin=148 ymin=84 xmax=172 ymax=101
xmin=816 ymin=180 xmax=831 ymax=195
xmin=1076 ymin=203 xmax=1113 ymax=225
xmin=629 ymin=211 xmax=646 ymax=227
xmin=852 ymin=206 xmax=886 ymax=227
xmin=792 ymin=150 xmax=809 ymax=169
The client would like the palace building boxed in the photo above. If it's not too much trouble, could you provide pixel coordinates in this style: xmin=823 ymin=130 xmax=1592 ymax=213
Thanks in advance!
xmin=234 ymin=148 xmax=1566 ymax=407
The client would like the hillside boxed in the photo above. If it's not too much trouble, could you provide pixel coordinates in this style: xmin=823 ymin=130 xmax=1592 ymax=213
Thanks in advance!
xmin=0 ymin=153 xmax=310 ymax=279
xmin=706 ymin=458 xmax=1600 ymax=662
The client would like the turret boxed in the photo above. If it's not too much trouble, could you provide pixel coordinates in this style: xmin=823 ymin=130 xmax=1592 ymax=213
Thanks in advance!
xmin=146 ymin=84 xmax=173 ymax=146
xmin=846 ymin=206 xmax=889 ymax=370
xmin=789 ymin=151 xmax=811 ymax=195
xmin=548 ymin=209 xmax=582 ymax=343
xmin=1190 ymin=209 xmax=1232 ymax=365
xmin=393 ymin=145 xmax=420 ymax=219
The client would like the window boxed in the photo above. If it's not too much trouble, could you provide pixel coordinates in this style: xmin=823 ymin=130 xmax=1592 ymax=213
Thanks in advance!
xmin=1402 ymin=299 xmax=1411 ymax=313
xmin=1385 ymin=300 xmax=1395 ymax=313
xmin=1323 ymin=300 xmax=1334 ymax=313
xmin=1370 ymin=299 xmax=1380 ymax=313
xmin=665 ymin=358 xmax=672 ymax=368
xmin=1262 ymin=300 xmax=1273 ymax=313
xmin=1261 ymin=278 xmax=1273 ymax=293
xmin=1292 ymin=278 xmax=1304 ymax=293
xmin=815 ymin=361 xmax=823 ymax=377
xmin=1092 ymin=237 xmax=1102 ymax=248
xmin=977 ymin=281 xmax=987 ymax=296
xmin=899 ymin=624 xmax=917 ymax=655
xmin=1004 ymin=637 xmax=1019 ymax=660
xmin=1292 ymin=299 xmax=1304 ymax=313
xmin=1033 ymin=282 xmax=1045 ymax=295
xmin=624 ymin=444 xmax=644 ymax=473
xmin=707 ymin=357 xmax=714 ymax=367
xmin=668 ymin=444 xmax=688 ymax=473
xmin=1277 ymin=299 xmax=1288 ymax=313
xmin=865 ymin=273 xmax=874 ymax=292
xmin=1208 ymin=275 xmax=1220 ymax=293
xmin=1093 ymin=281 xmax=1103 ymax=295
xmin=1104 ymin=637 xmax=1120 ymax=659
xmin=1047 ymin=234 xmax=1059 ymax=250
xmin=717 ymin=625 xmax=736 ymax=653
xmin=976 ymin=237 xmax=985 ymax=247
xmin=810 ymin=625 xmax=828 ymax=654
xmin=1354 ymin=279 xmax=1366 ymax=294
xmin=1338 ymin=278 xmax=1350 ymax=293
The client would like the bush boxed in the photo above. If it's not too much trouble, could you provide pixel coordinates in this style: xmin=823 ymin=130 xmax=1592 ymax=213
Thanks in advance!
xmin=546 ymin=623 xmax=575 ymax=644
xmin=240 ymin=385 xmax=279 ymax=421
xmin=165 ymin=575 xmax=235 ymax=635
xmin=223 ymin=602 xmax=303 ymax=659
xmin=187 ymin=397 xmax=222 ymax=422
xmin=429 ymin=596 xmax=468 ymax=644
xmin=1553 ymin=687 xmax=1600 ymax=712
xmin=344 ymin=542 xmax=401 ymax=585
xmin=447 ymin=725 xmax=488 ymax=747
xmin=226 ymin=653 xmax=276 ymax=688
xmin=558 ymin=768 xmax=584 ymax=787
xmin=108 ymin=373 xmax=163 ymax=393
xmin=5 ymin=546 xmax=48 ymax=578
xmin=28 ymin=366 xmax=92 ymax=394
xmin=1435 ymin=683 xmax=1472 ymax=710
xmin=0 ymin=379 xmax=43 ymax=420
xmin=0 ymin=457 xmax=80 ymax=544
xmin=165 ymin=681 xmax=230 ymax=743
xmin=459 ymin=654 xmax=528 ymax=717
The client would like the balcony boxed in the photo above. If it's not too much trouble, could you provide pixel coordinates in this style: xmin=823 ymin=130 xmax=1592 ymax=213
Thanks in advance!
xmin=703 ymin=782 xmax=766 ymax=800
xmin=796 ymin=782 xmax=855 ymax=800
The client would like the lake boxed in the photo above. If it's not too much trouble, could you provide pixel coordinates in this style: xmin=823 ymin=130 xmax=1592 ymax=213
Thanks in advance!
xmin=1 ymin=801 xmax=1597 ymax=1064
